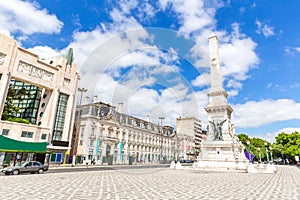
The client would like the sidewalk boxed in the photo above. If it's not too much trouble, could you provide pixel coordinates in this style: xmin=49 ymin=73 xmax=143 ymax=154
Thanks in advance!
xmin=48 ymin=162 xmax=169 ymax=170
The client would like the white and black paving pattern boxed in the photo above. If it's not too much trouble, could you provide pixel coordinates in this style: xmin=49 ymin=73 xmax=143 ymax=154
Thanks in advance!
xmin=0 ymin=165 xmax=299 ymax=200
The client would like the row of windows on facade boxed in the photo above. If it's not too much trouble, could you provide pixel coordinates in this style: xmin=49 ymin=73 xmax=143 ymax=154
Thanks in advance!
xmin=80 ymin=127 xmax=173 ymax=145
xmin=78 ymin=106 xmax=174 ymax=135
xmin=8 ymin=79 xmax=43 ymax=125
xmin=1 ymin=129 xmax=47 ymax=140
xmin=81 ymin=136 xmax=173 ymax=147
xmin=4 ymin=78 xmax=69 ymax=141
xmin=4 ymin=79 xmax=66 ymax=130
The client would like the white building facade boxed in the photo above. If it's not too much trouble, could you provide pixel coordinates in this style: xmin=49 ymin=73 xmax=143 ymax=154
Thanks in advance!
xmin=75 ymin=100 xmax=176 ymax=165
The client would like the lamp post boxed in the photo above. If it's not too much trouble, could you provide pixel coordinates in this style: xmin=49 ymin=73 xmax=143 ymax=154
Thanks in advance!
xmin=159 ymin=117 xmax=164 ymax=163
xmin=72 ymin=87 xmax=88 ymax=166
xmin=176 ymin=134 xmax=180 ymax=162
xmin=246 ymin=139 xmax=251 ymax=163
xmin=269 ymin=146 xmax=273 ymax=164
xmin=257 ymin=147 xmax=262 ymax=164
xmin=264 ymin=140 xmax=269 ymax=164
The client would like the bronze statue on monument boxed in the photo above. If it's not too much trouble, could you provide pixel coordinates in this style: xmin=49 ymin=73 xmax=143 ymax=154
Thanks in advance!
xmin=209 ymin=119 xmax=227 ymax=141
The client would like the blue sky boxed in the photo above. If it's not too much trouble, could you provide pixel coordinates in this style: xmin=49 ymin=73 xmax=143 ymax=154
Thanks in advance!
xmin=1 ymin=0 xmax=300 ymax=142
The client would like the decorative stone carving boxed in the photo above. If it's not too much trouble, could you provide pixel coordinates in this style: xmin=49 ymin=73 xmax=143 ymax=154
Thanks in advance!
xmin=63 ymin=78 xmax=71 ymax=88
xmin=17 ymin=61 xmax=54 ymax=82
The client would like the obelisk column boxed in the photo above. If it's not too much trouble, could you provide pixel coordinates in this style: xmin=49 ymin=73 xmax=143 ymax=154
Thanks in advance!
xmin=208 ymin=34 xmax=228 ymax=106
xmin=206 ymin=34 xmax=233 ymax=141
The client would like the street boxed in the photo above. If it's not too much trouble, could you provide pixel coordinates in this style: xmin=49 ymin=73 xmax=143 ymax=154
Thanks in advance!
xmin=0 ymin=165 xmax=299 ymax=200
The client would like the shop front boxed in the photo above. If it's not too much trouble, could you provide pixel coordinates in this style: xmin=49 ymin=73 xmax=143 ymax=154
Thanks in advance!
xmin=0 ymin=135 xmax=48 ymax=167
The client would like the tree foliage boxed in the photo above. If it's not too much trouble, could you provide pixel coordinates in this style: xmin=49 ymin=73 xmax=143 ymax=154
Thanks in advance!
xmin=237 ymin=134 xmax=271 ymax=162
xmin=237 ymin=132 xmax=300 ymax=163
xmin=274 ymin=132 xmax=300 ymax=159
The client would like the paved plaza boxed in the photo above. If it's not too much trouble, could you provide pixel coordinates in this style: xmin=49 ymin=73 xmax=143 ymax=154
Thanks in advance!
xmin=0 ymin=165 xmax=299 ymax=200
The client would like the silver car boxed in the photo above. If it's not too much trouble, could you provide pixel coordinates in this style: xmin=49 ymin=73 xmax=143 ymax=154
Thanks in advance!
xmin=2 ymin=161 xmax=48 ymax=175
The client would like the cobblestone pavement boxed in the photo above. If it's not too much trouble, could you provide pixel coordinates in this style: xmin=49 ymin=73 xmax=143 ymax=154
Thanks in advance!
xmin=0 ymin=165 xmax=299 ymax=200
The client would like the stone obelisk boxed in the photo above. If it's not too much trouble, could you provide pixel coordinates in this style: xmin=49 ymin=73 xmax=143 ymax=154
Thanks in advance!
xmin=195 ymin=34 xmax=248 ymax=172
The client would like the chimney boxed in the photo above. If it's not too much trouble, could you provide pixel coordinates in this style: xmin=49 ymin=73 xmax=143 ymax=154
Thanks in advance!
xmin=117 ymin=102 xmax=123 ymax=113
xmin=93 ymin=95 xmax=98 ymax=103
xmin=146 ymin=115 xmax=150 ymax=122
xmin=84 ymin=96 xmax=90 ymax=104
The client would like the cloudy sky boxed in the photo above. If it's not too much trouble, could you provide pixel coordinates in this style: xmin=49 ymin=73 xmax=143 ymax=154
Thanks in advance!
xmin=1 ymin=0 xmax=300 ymax=142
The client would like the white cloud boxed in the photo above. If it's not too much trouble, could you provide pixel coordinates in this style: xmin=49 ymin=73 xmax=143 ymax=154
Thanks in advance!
xmin=219 ymin=23 xmax=259 ymax=81
xmin=0 ymin=0 xmax=63 ymax=36
xmin=1 ymin=1 xmax=266 ymax=131
xmin=119 ymin=0 xmax=138 ymax=14
xmin=159 ymin=2 xmax=259 ymax=96
xmin=290 ymin=83 xmax=300 ymax=88
xmin=158 ymin=0 xmax=217 ymax=37
xmin=233 ymin=99 xmax=300 ymax=128
xmin=192 ymin=73 xmax=210 ymax=88
xmin=72 ymin=1 xmax=259 ymax=129
xmin=255 ymin=20 xmax=275 ymax=38
xmin=27 ymin=46 xmax=61 ymax=60
xmin=274 ymin=127 xmax=300 ymax=135
xmin=239 ymin=7 xmax=245 ymax=14
xmin=267 ymin=82 xmax=272 ymax=89
xmin=159 ymin=0 xmax=170 ymax=10
xmin=226 ymin=79 xmax=242 ymax=90
xmin=285 ymin=46 xmax=300 ymax=55
xmin=227 ymin=89 xmax=239 ymax=97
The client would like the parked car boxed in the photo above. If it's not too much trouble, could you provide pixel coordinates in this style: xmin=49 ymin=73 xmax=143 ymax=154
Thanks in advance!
xmin=2 ymin=161 xmax=48 ymax=175
xmin=297 ymin=162 xmax=300 ymax=167
xmin=186 ymin=160 xmax=195 ymax=163
xmin=179 ymin=160 xmax=195 ymax=163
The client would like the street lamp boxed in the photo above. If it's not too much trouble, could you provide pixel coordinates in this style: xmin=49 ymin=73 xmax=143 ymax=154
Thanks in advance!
xmin=246 ymin=139 xmax=251 ymax=163
xmin=257 ymin=147 xmax=262 ymax=164
xmin=176 ymin=134 xmax=180 ymax=162
xmin=72 ymin=87 xmax=88 ymax=166
xmin=264 ymin=140 xmax=269 ymax=164
xmin=159 ymin=117 xmax=164 ymax=163
xmin=269 ymin=146 xmax=273 ymax=164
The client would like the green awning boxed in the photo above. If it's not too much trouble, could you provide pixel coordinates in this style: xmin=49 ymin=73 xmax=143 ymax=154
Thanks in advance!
xmin=0 ymin=135 xmax=47 ymax=153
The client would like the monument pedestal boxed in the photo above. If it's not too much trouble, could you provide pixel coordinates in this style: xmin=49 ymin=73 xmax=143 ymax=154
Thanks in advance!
xmin=195 ymin=140 xmax=248 ymax=172
xmin=246 ymin=163 xmax=276 ymax=173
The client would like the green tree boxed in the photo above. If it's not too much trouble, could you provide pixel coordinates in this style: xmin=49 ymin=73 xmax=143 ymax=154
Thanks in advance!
xmin=237 ymin=133 xmax=249 ymax=146
xmin=274 ymin=132 xmax=300 ymax=162
xmin=249 ymin=137 xmax=267 ymax=162
xmin=237 ymin=134 xmax=271 ymax=162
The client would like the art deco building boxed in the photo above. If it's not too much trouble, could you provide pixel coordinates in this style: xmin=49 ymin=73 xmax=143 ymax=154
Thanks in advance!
xmin=176 ymin=116 xmax=203 ymax=159
xmin=74 ymin=98 xmax=176 ymax=165
xmin=0 ymin=33 xmax=79 ymax=165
